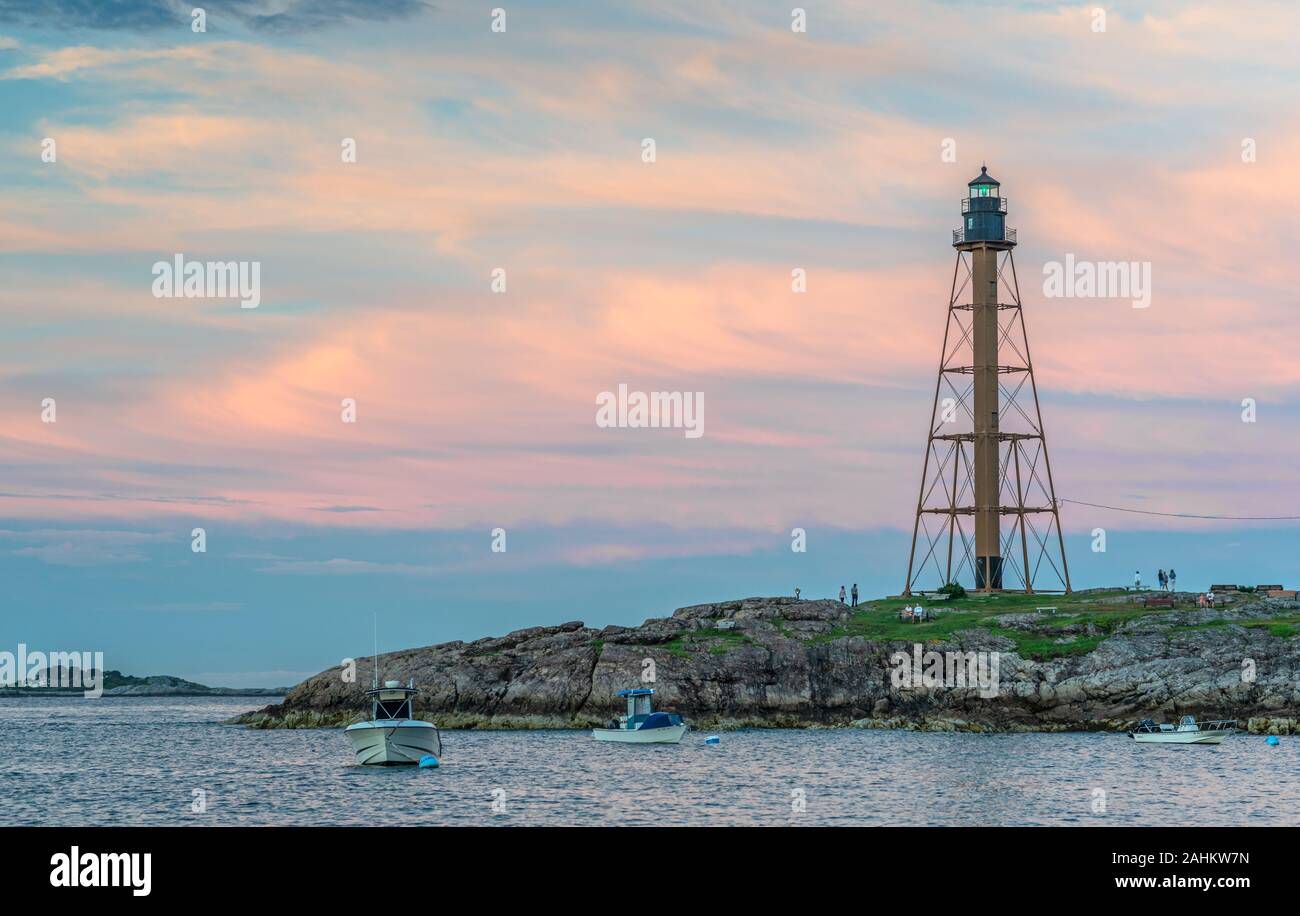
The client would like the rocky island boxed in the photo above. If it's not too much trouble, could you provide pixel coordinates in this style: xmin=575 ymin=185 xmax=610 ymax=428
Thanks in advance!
xmin=233 ymin=588 xmax=1300 ymax=734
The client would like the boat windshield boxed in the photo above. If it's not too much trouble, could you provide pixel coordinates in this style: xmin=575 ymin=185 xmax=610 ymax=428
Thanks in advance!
xmin=375 ymin=698 xmax=412 ymax=719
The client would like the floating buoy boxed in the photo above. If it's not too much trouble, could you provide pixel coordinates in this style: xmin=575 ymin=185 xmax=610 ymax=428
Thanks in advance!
xmin=419 ymin=754 xmax=440 ymax=768
xmin=1266 ymin=736 xmax=1280 ymax=746
xmin=704 ymin=735 xmax=720 ymax=745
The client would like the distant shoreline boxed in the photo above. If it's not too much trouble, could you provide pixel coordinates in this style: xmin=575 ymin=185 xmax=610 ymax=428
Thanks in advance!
xmin=0 ymin=665 xmax=290 ymax=697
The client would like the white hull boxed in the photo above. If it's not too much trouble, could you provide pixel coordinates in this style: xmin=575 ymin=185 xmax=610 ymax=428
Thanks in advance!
xmin=1132 ymin=730 xmax=1230 ymax=745
xmin=591 ymin=723 xmax=688 ymax=744
xmin=346 ymin=720 xmax=442 ymax=765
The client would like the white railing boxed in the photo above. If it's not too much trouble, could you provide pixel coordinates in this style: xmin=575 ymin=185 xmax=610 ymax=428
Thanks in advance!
xmin=953 ymin=226 xmax=1017 ymax=244
xmin=961 ymin=197 xmax=1008 ymax=214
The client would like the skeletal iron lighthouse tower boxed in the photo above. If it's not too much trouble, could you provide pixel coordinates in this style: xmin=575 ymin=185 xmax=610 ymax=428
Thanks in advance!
xmin=903 ymin=167 xmax=1071 ymax=595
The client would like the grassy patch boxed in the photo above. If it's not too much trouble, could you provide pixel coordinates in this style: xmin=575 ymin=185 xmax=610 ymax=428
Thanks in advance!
xmin=806 ymin=590 xmax=1172 ymax=659
xmin=659 ymin=638 xmax=691 ymax=658
xmin=1243 ymin=618 xmax=1300 ymax=638
xmin=632 ymin=591 xmax=1287 ymax=663
xmin=1170 ymin=616 xmax=1300 ymax=639
xmin=654 ymin=628 xmax=756 ymax=657
xmin=986 ymin=627 xmax=1108 ymax=660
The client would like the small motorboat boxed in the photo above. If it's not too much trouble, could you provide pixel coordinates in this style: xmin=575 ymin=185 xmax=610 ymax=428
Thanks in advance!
xmin=591 ymin=688 xmax=688 ymax=744
xmin=346 ymin=679 xmax=443 ymax=765
xmin=1129 ymin=715 xmax=1236 ymax=745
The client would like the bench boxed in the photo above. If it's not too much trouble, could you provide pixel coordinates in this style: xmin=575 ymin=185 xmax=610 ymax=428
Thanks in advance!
xmin=1036 ymin=606 xmax=1058 ymax=616
xmin=1143 ymin=596 xmax=1174 ymax=608
xmin=1209 ymin=584 xmax=1239 ymax=593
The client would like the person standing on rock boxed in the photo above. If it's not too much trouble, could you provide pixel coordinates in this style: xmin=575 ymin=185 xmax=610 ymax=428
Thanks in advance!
xmin=839 ymin=585 xmax=847 ymax=604
xmin=851 ymin=583 xmax=858 ymax=607
xmin=1169 ymin=569 xmax=1176 ymax=591
xmin=1134 ymin=570 xmax=1142 ymax=590
xmin=794 ymin=587 xmax=801 ymax=600
xmin=1158 ymin=569 xmax=1167 ymax=590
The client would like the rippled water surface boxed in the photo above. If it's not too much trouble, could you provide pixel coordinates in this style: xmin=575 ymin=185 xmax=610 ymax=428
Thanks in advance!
xmin=2 ymin=697 xmax=1296 ymax=826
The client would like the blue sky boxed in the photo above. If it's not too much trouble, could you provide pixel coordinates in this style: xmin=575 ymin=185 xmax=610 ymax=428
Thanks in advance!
xmin=5 ymin=520 xmax=1295 ymax=686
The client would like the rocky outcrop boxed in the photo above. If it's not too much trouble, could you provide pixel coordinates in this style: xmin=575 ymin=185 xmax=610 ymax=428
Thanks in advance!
xmin=231 ymin=596 xmax=1300 ymax=732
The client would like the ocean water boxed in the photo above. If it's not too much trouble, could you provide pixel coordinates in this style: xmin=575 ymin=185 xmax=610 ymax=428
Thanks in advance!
xmin=2 ymin=697 xmax=1296 ymax=826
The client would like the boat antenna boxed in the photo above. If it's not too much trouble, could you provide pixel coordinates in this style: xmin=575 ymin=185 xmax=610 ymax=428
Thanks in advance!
xmin=372 ymin=611 xmax=379 ymax=689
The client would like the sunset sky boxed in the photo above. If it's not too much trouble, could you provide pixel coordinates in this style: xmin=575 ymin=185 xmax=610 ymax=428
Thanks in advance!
xmin=3 ymin=0 xmax=1299 ymax=685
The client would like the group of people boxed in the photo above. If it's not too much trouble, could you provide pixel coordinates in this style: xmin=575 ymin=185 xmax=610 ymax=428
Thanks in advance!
xmin=1133 ymin=568 xmax=1177 ymax=591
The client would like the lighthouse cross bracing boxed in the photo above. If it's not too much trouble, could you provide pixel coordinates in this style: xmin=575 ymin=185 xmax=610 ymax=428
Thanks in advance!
xmin=903 ymin=168 xmax=1071 ymax=595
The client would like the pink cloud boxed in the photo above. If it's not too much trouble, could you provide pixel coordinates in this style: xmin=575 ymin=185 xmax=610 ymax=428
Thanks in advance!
xmin=5 ymin=5 xmax=1300 ymax=537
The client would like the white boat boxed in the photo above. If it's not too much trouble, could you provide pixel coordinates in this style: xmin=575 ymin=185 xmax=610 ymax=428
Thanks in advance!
xmin=591 ymin=688 xmax=689 ymax=744
xmin=346 ymin=680 xmax=443 ymax=765
xmin=1129 ymin=715 xmax=1236 ymax=745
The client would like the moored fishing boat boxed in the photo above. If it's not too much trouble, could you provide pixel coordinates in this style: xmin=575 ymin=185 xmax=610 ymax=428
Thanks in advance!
xmin=591 ymin=688 xmax=688 ymax=744
xmin=1129 ymin=715 xmax=1236 ymax=745
xmin=346 ymin=679 xmax=443 ymax=765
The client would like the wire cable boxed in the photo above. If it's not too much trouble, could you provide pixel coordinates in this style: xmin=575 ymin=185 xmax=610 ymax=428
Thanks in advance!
xmin=1059 ymin=497 xmax=1300 ymax=521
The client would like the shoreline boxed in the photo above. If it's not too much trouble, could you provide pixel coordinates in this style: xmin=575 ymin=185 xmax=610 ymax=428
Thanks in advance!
xmin=228 ymin=590 xmax=1300 ymax=734
xmin=231 ymin=708 xmax=1300 ymax=735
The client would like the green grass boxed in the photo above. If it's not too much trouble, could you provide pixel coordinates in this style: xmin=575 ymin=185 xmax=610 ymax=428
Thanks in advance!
xmin=1170 ymin=615 xmax=1300 ymax=639
xmin=655 ymin=628 xmax=756 ymax=658
xmin=986 ymin=627 xmax=1108 ymax=660
xmin=630 ymin=591 xmax=1294 ymax=663
xmin=1241 ymin=617 xmax=1300 ymax=638
xmin=659 ymin=638 xmax=690 ymax=658
xmin=1249 ymin=622 xmax=1300 ymax=638
xmin=807 ymin=590 xmax=1182 ymax=660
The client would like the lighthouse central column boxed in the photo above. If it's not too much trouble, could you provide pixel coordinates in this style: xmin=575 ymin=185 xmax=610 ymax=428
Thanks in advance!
xmin=971 ymin=246 xmax=1002 ymax=589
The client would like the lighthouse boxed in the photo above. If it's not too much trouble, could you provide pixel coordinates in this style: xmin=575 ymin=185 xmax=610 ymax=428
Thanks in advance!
xmin=903 ymin=167 xmax=1070 ymax=595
